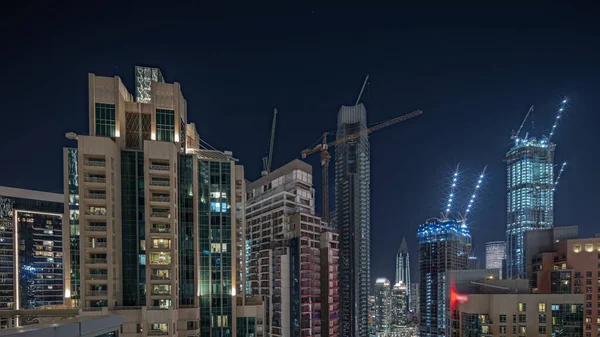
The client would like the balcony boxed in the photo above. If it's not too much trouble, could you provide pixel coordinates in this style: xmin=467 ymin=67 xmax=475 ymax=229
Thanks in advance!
xmin=150 ymin=180 xmax=170 ymax=188
xmin=149 ymin=164 xmax=170 ymax=171
xmin=151 ymin=274 xmax=171 ymax=281
xmin=150 ymin=227 xmax=171 ymax=234
xmin=148 ymin=330 xmax=169 ymax=336
xmin=84 ymin=176 xmax=106 ymax=184
xmin=86 ymin=290 xmax=108 ymax=296
xmin=86 ymin=242 xmax=108 ymax=249
xmin=150 ymin=195 xmax=170 ymax=204
xmin=85 ymin=193 xmax=106 ymax=200
xmin=150 ymin=212 xmax=170 ymax=219
xmin=86 ymin=274 xmax=108 ymax=281
xmin=86 ymin=258 xmax=108 ymax=264
xmin=87 ymin=224 xmax=107 ymax=232
xmin=85 ymin=210 xmax=107 ymax=218
xmin=85 ymin=160 xmax=106 ymax=168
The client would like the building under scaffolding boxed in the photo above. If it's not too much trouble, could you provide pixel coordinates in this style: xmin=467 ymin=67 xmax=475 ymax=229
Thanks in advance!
xmin=417 ymin=219 xmax=471 ymax=337
xmin=505 ymin=137 xmax=555 ymax=279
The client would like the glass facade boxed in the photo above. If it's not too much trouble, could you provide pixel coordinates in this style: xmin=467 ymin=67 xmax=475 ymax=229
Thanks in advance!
xmin=121 ymin=151 xmax=146 ymax=306
xmin=179 ymin=155 xmax=195 ymax=305
xmin=156 ymin=109 xmax=175 ymax=142
xmin=199 ymin=160 xmax=233 ymax=337
xmin=335 ymin=104 xmax=370 ymax=337
xmin=0 ymin=192 xmax=63 ymax=325
xmin=95 ymin=103 xmax=116 ymax=138
xmin=237 ymin=317 xmax=256 ymax=337
xmin=505 ymin=138 xmax=555 ymax=279
xmin=551 ymin=303 xmax=583 ymax=336
xmin=417 ymin=219 xmax=471 ymax=337
xmin=67 ymin=148 xmax=80 ymax=305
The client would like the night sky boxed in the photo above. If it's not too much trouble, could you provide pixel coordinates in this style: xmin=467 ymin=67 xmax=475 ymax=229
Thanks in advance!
xmin=2 ymin=5 xmax=600 ymax=283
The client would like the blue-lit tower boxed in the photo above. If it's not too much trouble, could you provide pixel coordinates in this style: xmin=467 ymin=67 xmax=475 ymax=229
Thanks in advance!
xmin=505 ymin=100 xmax=567 ymax=279
xmin=417 ymin=219 xmax=471 ymax=337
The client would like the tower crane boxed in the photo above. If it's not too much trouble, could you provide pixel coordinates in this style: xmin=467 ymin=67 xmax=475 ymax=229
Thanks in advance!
xmin=261 ymin=109 xmax=278 ymax=176
xmin=301 ymin=109 xmax=423 ymax=222
xmin=511 ymin=105 xmax=534 ymax=141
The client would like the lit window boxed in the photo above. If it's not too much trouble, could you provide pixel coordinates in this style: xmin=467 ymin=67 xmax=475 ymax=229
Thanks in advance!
xmin=519 ymin=302 xmax=526 ymax=312
xmin=574 ymin=244 xmax=582 ymax=253
xmin=585 ymin=244 xmax=594 ymax=252
xmin=539 ymin=303 xmax=546 ymax=312
xmin=519 ymin=326 xmax=526 ymax=333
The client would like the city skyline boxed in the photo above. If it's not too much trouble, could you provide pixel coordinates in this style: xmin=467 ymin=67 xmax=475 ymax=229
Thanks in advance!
xmin=2 ymin=5 xmax=600 ymax=285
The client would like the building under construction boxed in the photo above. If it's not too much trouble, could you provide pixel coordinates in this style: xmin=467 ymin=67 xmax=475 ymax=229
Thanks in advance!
xmin=505 ymin=100 xmax=569 ymax=280
xmin=417 ymin=219 xmax=472 ymax=337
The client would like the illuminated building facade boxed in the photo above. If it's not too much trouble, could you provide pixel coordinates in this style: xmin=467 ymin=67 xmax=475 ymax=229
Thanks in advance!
xmin=505 ymin=137 xmax=555 ymax=279
xmin=484 ymin=241 xmax=505 ymax=278
xmin=63 ymin=66 xmax=243 ymax=337
xmin=391 ymin=282 xmax=408 ymax=328
xmin=335 ymin=103 xmax=371 ymax=337
xmin=0 ymin=186 xmax=63 ymax=327
xmin=417 ymin=219 xmax=471 ymax=337
xmin=245 ymin=160 xmax=339 ymax=337
xmin=531 ymin=237 xmax=600 ymax=336
xmin=374 ymin=278 xmax=392 ymax=334
xmin=395 ymin=237 xmax=410 ymax=305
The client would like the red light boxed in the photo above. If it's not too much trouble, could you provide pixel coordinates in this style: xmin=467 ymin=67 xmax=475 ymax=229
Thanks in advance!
xmin=450 ymin=282 xmax=468 ymax=311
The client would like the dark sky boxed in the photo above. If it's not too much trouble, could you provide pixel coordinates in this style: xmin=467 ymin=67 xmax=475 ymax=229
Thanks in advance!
xmin=2 ymin=4 xmax=600 ymax=283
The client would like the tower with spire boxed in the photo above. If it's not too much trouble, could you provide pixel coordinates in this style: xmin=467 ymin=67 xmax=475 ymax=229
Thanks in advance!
xmin=395 ymin=237 xmax=410 ymax=307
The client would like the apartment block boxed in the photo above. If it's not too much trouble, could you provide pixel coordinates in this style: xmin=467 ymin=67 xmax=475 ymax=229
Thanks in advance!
xmin=63 ymin=66 xmax=241 ymax=337
xmin=0 ymin=187 xmax=64 ymax=328
xmin=245 ymin=160 xmax=339 ymax=337
xmin=532 ymin=236 xmax=600 ymax=337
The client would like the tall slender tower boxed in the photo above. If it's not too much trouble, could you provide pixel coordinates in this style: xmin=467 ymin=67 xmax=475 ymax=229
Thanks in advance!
xmin=395 ymin=237 xmax=410 ymax=303
xmin=505 ymin=139 xmax=555 ymax=279
xmin=335 ymin=103 xmax=370 ymax=337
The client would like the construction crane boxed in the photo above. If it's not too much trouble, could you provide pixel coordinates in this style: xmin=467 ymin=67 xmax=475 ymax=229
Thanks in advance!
xmin=553 ymin=161 xmax=567 ymax=192
xmin=261 ymin=109 xmax=278 ymax=176
xmin=301 ymin=109 xmax=423 ymax=222
xmin=511 ymin=105 xmax=534 ymax=140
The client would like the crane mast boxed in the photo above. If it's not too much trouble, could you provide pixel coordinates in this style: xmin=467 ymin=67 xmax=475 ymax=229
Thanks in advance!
xmin=261 ymin=108 xmax=278 ymax=176
xmin=301 ymin=109 xmax=423 ymax=222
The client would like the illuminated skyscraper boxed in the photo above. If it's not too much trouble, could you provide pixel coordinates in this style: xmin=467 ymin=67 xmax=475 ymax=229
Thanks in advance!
xmin=505 ymin=137 xmax=555 ymax=279
xmin=63 ymin=67 xmax=243 ymax=337
xmin=374 ymin=278 xmax=392 ymax=334
xmin=395 ymin=237 xmax=410 ymax=305
xmin=417 ymin=219 xmax=471 ymax=337
xmin=335 ymin=103 xmax=370 ymax=337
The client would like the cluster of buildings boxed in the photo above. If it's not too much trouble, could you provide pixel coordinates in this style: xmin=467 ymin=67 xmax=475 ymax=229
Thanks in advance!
xmin=0 ymin=66 xmax=379 ymax=337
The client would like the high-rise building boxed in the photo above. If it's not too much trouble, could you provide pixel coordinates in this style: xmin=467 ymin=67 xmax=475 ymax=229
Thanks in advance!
xmin=417 ymin=219 xmax=471 ymax=337
xmin=395 ymin=237 xmax=410 ymax=304
xmin=505 ymin=136 xmax=555 ymax=279
xmin=484 ymin=241 xmax=505 ymax=277
xmin=374 ymin=278 xmax=392 ymax=334
xmin=0 ymin=187 xmax=64 ymax=327
xmin=63 ymin=67 xmax=243 ymax=337
xmin=335 ymin=103 xmax=370 ymax=337
xmin=245 ymin=160 xmax=339 ymax=337
xmin=391 ymin=282 xmax=408 ymax=329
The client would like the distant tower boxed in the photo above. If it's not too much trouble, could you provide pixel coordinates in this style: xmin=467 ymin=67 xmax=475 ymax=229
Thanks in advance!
xmin=373 ymin=278 xmax=392 ymax=334
xmin=336 ymin=103 xmax=370 ymax=337
xmin=417 ymin=219 xmax=471 ymax=337
xmin=395 ymin=237 xmax=410 ymax=303
xmin=485 ymin=241 xmax=506 ymax=278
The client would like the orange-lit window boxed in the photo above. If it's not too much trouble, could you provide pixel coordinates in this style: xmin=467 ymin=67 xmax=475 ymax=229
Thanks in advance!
xmin=574 ymin=244 xmax=582 ymax=253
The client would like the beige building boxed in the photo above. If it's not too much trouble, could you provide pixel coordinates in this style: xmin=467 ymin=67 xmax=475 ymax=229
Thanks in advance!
xmin=454 ymin=293 xmax=583 ymax=336
xmin=63 ymin=66 xmax=242 ymax=337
